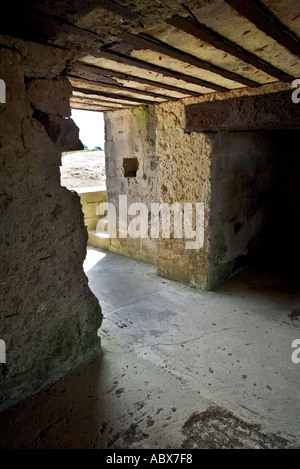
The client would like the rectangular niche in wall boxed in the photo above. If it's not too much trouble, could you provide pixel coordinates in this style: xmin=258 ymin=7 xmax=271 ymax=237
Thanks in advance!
xmin=123 ymin=158 xmax=138 ymax=177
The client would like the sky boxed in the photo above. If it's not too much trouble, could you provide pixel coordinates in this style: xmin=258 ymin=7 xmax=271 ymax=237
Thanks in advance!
xmin=71 ymin=109 xmax=105 ymax=150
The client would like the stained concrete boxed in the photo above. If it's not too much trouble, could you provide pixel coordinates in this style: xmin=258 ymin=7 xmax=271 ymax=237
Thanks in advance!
xmin=0 ymin=247 xmax=299 ymax=448
xmin=104 ymin=102 xmax=212 ymax=288
xmin=104 ymin=106 xmax=159 ymax=265
xmin=104 ymin=90 xmax=299 ymax=291
xmin=0 ymin=41 xmax=102 ymax=411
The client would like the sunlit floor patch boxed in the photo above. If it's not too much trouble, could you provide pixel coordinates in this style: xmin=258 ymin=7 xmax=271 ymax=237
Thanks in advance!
xmin=83 ymin=248 xmax=106 ymax=273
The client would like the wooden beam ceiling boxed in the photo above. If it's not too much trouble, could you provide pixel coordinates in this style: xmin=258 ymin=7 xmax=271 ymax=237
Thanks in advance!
xmin=2 ymin=1 xmax=298 ymax=113
xmin=66 ymin=62 xmax=201 ymax=97
xmin=120 ymin=32 xmax=259 ymax=88
xmin=68 ymin=76 xmax=178 ymax=101
xmin=71 ymin=95 xmax=131 ymax=108
xmin=72 ymin=87 xmax=163 ymax=105
xmin=40 ymin=1 xmax=297 ymax=112
xmin=86 ymin=49 xmax=229 ymax=92
xmin=224 ymin=0 xmax=300 ymax=58
xmin=167 ymin=15 xmax=293 ymax=82
xmin=70 ymin=102 xmax=116 ymax=111
xmin=70 ymin=100 xmax=117 ymax=111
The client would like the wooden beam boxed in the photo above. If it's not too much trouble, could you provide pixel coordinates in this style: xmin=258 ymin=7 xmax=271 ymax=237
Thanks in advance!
xmin=70 ymin=97 xmax=122 ymax=111
xmin=67 ymin=75 xmax=178 ymax=101
xmin=225 ymin=0 xmax=300 ymax=58
xmin=91 ymin=50 xmax=228 ymax=92
xmin=66 ymin=62 xmax=202 ymax=97
xmin=70 ymin=102 xmax=116 ymax=112
xmin=167 ymin=15 xmax=293 ymax=82
xmin=72 ymin=87 xmax=163 ymax=105
xmin=121 ymin=31 xmax=259 ymax=88
xmin=71 ymin=96 xmax=127 ymax=108
xmin=185 ymin=90 xmax=300 ymax=132
xmin=72 ymin=95 xmax=126 ymax=108
xmin=73 ymin=95 xmax=140 ymax=108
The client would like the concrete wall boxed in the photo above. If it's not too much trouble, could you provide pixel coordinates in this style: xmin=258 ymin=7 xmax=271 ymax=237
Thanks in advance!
xmin=155 ymin=101 xmax=213 ymax=289
xmin=104 ymin=106 xmax=158 ymax=264
xmin=0 ymin=38 xmax=102 ymax=411
xmin=104 ymin=85 xmax=298 ymax=291
xmin=104 ymin=101 xmax=213 ymax=288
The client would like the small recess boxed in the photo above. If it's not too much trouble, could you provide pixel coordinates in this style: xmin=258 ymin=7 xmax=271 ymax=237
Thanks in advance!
xmin=123 ymin=158 xmax=139 ymax=177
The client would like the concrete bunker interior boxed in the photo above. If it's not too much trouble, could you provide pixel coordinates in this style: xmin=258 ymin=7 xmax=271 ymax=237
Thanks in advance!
xmin=1 ymin=0 xmax=300 ymax=449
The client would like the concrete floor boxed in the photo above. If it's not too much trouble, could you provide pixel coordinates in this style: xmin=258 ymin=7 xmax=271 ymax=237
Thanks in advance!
xmin=0 ymin=247 xmax=300 ymax=449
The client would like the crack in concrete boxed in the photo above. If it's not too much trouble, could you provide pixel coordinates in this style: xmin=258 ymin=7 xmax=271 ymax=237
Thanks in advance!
xmin=103 ymin=326 xmax=237 ymax=354
xmin=130 ymin=326 xmax=238 ymax=351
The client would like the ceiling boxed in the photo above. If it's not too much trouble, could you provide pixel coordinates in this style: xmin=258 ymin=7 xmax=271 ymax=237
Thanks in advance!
xmin=1 ymin=0 xmax=300 ymax=111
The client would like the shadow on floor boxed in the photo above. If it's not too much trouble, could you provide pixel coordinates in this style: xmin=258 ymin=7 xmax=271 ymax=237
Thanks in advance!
xmin=0 ymin=248 xmax=299 ymax=449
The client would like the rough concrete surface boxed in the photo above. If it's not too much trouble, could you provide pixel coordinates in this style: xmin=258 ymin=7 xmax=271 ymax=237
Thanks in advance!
xmin=0 ymin=39 xmax=102 ymax=411
xmin=0 ymin=247 xmax=299 ymax=449
xmin=104 ymin=101 xmax=212 ymax=286
xmin=155 ymin=101 xmax=212 ymax=289
xmin=185 ymin=90 xmax=300 ymax=132
xmin=1 ymin=0 xmax=300 ymax=450
xmin=104 ymin=97 xmax=300 ymax=290
xmin=104 ymin=106 xmax=159 ymax=264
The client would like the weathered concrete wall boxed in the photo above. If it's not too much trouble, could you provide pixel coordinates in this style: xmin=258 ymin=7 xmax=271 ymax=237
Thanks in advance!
xmin=104 ymin=82 xmax=297 ymax=290
xmin=104 ymin=106 xmax=158 ymax=264
xmin=185 ymin=90 xmax=300 ymax=132
xmin=208 ymin=131 xmax=275 ymax=288
xmin=0 ymin=38 xmax=102 ymax=411
xmin=105 ymin=101 xmax=213 ymax=288
xmin=155 ymin=101 xmax=213 ymax=289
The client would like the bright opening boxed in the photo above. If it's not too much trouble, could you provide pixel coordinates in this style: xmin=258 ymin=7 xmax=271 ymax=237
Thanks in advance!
xmin=72 ymin=109 xmax=105 ymax=150
xmin=60 ymin=110 xmax=106 ymax=190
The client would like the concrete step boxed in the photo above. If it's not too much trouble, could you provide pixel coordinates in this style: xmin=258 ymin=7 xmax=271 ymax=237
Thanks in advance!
xmin=96 ymin=216 xmax=108 ymax=233
xmin=88 ymin=230 xmax=111 ymax=250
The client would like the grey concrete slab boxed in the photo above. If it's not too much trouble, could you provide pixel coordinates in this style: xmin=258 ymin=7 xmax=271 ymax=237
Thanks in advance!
xmin=86 ymin=247 xmax=300 ymax=447
xmin=0 ymin=247 xmax=299 ymax=448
